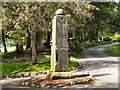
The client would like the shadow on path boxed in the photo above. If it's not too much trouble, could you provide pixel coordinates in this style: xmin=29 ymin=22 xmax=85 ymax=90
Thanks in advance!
xmin=70 ymin=43 xmax=119 ymax=88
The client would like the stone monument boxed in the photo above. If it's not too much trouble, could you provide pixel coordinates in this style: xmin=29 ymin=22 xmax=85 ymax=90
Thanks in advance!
xmin=51 ymin=9 xmax=70 ymax=72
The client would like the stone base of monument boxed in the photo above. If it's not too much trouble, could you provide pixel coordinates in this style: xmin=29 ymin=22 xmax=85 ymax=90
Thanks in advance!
xmin=20 ymin=72 xmax=94 ymax=88
xmin=46 ymin=72 xmax=90 ymax=80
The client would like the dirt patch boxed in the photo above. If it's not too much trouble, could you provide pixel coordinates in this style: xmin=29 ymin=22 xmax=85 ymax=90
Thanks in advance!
xmin=21 ymin=76 xmax=94 ymax=88
xmin=2 ymin=55 xmax=51 ymax=63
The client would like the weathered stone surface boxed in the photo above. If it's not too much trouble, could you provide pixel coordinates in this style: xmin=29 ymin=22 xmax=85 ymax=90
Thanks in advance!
xmin=51 ymin=9 xmax=70 ymax=72
xmin=22 ymin=82 xmax=25 ymax=86
xmin=2 ymin=75 xmax=6 ymax=79
xmin=31 ymin=72 xmax=38 ymax=75
xmin=21 ymin=74 xmax=24 ymax=77
xmin=25 ymin=82 xmax=29 ymax=86
xmin=46 ymin=85 xmax=51 ymax=88
xmin=17 ymin=74 xmax=22 ymax=78
xmin=36 ymin=85 xmax=41 ymax=88
xmin=72 ymin=68 xmax=76 ymax=70
xmin=58 ymin=83 xmax=64 ymax=87
xmin=70 ymin=81 xmax=77 ymax=85
xmin=31 ymin=83 xmax=36 ymax=87
xmin=47 ymin=72 xmax=90 ymax=80
xmin=65 ymin=83 xmax=70 ymax=86
xmin=6 ymin=75 xmax=9 ymax=79
xmin=55 ymin=9 xmax=64 ymax=15
xmin=46 ymin=70 xmax=49 ymax=74
xmin=24 ymin=72 xmax=31 ymax=77
xmin=77 ymin=81 xmax=82 ymax=84
xmin=9 ymin=75 xmax=14 ymax=78
xmin=35 ymin=72 xmax=38 ymax=75
xmin=43 ymin=71 xmax=47 ymax=74
xmin=41 ymin=84 xmax=45 ymax=88
xmin=38 ymin=71 xmax=43 ymax=74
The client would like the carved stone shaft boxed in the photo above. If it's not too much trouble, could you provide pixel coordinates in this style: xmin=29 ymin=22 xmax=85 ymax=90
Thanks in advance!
xmin=51 ymin=9 xmax=70 ymax=72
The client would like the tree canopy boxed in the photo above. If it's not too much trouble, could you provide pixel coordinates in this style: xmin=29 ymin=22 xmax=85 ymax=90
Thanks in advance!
xmin=2 ymin=2 xmax=120 ymax=64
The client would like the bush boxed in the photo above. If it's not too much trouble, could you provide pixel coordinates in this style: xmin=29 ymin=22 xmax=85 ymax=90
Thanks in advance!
xmin=70 ymin=51 xmax=77 ymax=57
xmin=103 ymin=36 xmax=111 ymax=41
xmin=111 ymin=34 xmax=120 ymax=42
xmin=91 ymin=43 xmax=98 ymax=46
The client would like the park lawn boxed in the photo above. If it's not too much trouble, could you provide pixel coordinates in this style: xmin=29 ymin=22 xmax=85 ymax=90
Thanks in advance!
xmin=109 ymin=44 xmax=120 ymax=56
xmin=1 ymin=57 xmax=79 ymax=76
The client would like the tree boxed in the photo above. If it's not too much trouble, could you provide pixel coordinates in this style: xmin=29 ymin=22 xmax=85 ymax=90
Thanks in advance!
xmin=84 ymin=2 xmax=119 ymax=42
xmin=2 ymin=2 xmax=96 ymax=64
xmin=2 ymin=30 xmax=7 ymax=53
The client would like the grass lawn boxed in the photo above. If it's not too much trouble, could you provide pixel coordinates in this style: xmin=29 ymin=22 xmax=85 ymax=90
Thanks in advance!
xmin=1 ymin=57 xmax=79 ymax=76
xmin=109 ymin=44 xmax=120 ymax=56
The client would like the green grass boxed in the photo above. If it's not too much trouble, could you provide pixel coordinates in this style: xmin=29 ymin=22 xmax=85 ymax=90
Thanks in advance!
xmin=109 ymin=44 xmax=120 ymax=56
xmin=70 ymin=57 xmax=79 ymax=68
xmin=2 ymin=57 xmax=79 ymax=76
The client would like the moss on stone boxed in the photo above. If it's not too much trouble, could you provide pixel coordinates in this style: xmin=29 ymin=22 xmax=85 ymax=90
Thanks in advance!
xmin=69 ymin=74 xmax=75 ymax=78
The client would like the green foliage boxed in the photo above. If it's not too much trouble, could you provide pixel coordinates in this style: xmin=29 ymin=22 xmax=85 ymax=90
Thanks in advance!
xmin=70 ymin=57 xmax=79 ymax=68
xmin=70 ymin=41 xmax=112 ymax=57
xmin=91 ymin=43 xmax=99 ymax=46
xmin=109 ymin=44 xmax=120 ymax=56
xmin=69 ymin=74 xmax=75 ymax=78
xmin=110 ymin=34 xmax=120 ymax=42
xmin=41 ymin=47 xmax=51 ymax=55
xmin=50 ymin=74 xmax=62 ymax=80
xmin=85 ymin=2 xmax=119 ymax=42
xmin=70 ymin=51 xmax=77 ymax=57
xmin=46 ymin=73 xmax=51 ymax=80
xmin=47 ymin=73 xmax=75 ymax=80
xmin=2 ymin=57 xmax=79 ymax=75
xmin=103 ymin=35 xmax=111 ymax=41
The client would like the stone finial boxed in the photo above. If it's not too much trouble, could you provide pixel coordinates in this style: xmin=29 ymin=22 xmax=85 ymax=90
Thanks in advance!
xmin=51 ymin=9 xmax=70 ymax=72
xmin=55 ymin=9 xmax=64 ymax=15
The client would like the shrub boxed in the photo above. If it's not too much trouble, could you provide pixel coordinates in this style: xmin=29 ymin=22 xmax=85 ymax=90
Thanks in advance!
xmin=103 ymin=36 xmax=111 ymax=41
xmin=112 ymin=34 xmax=120 ymax=42
xmin=91 ymin=43 xmax=98 ymax=46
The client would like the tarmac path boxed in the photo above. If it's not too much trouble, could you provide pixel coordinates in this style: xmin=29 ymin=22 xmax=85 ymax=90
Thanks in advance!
xmin=69 ymin=43 xmax=119 ymax=88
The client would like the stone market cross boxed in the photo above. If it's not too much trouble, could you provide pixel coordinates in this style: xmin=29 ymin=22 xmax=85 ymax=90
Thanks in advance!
xmin=51 ymin=9 xmax=70 ymax=72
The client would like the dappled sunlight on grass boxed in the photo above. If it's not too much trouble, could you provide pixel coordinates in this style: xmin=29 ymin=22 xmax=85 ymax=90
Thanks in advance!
xmin=2 ymin=58 xmax=79 ymax=75
xmin=109 ymin=44 xmax=120 ymax=56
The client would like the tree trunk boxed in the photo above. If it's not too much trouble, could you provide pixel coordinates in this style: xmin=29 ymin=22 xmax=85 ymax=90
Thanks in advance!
xmin=81 ymin=30 xmax=85 ymax=43
xmin=16 ymin=43 xmax=19 ymax=52
xmin=89 ymin=30 xmax=94 ymax=42
xmin=46 ymin=31 xmax=51 ymax=48
xmin=31 ymin=32 xmax=37 ymax=65
xmin=19 ymin=44 xmax=23 ymax=53
xmin=95 ymin=23 xmax=100 ymax=42
xmin=26 ymin=29 xmax=31 ymax=49
xmin=2 ymin=30 xmax=7 ymax=53
xmin=75 ymin=30 xmax=81 ymax=44
xmin=36 ymin=31 xmax=42 ymax=53
xmin=15 ymin=43 xmax=23 ymax=53
xmin=102 ymin=36 xmax=104 ymax=41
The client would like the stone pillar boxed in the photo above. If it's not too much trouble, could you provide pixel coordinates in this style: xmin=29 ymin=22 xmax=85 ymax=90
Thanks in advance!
xmin=51 ymin=9 xmax=70 ymax=72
